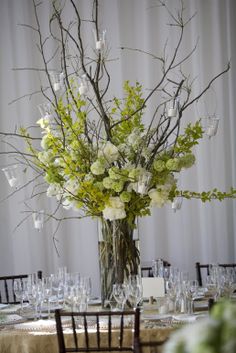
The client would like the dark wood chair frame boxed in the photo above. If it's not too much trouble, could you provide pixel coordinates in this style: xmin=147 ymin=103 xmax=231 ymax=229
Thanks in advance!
xmin=55 ymin=308 xmax=140 ymax=353
xmin=196 ymin=262 xmax=236 ymax=287
xmin=0 ymin=270 xmax=42 ymax=304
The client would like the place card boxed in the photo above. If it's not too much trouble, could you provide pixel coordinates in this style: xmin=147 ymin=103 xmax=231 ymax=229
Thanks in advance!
xmin=141 ymin=277 xmax=165 ymax=298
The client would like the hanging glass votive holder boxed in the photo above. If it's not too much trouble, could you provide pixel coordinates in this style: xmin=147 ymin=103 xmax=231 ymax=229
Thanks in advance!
xmin=171 ymin=197 xmax=183 ymax=212
xmin=137 ymin=171 xmax=152 ymax=195
xmin=94 ymin=29 xmax=106 ymax=51
xmin=49 ymin=72 xmax=64 ymax=91
xmin=38 ymin=102 xmax=52 ymax=119
xmin=32 ymin=210 xmax=44 ymax=231
xmin=205 ymin=116 xmax=219 ymax=138
xmin=78 ymin=74 xmax=89 ymax=96
xmin=2 ymin=165 xmax=21 ymax=188
xmin=167 ymin=97 xmax=179 ymax=118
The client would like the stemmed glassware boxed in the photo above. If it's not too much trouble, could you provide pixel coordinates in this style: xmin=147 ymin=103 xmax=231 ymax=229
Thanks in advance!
xmin=112 ymin=284 xmax=128 ymax=310
xmin=184 ymin=280 xmax=199 ymax=314
xmin=13 ymin=279 xmax=27 ymax=311
xmin=127 ymin=279 xmax=143 ymax=309
xmin=42 ymin=277 xmax=53 ymax=317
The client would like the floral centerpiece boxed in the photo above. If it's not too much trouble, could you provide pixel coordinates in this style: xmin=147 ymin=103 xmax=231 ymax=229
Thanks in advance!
xmin=1 ymin=0 xmax=236 ymax=304
xmin=164 ymin=300 xmax=236 ymax=353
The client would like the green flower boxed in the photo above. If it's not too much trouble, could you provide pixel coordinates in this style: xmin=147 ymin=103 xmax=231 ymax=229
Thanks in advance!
xmin=128 ymin=168 xmax=141 ymax=181
xmin=111 ymin=180 xmax=124 ymax=193
xmin=108 ymin=167 xmax=121 ymax=180
xmin=103 ymin=177 xmax=113 ymax=189
xmin=120 ymin=191 xmax=131 ymax=202
xmin=166 ymin=158 xmax=181 ymax=171
xmin=154 ymin=160 xmax=166 ymax=172
xmin=179 ymin=153 xmax=196 ymax=169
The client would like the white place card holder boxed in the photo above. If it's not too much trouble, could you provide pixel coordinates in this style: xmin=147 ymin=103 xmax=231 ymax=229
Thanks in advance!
xmin=141 ymin=277 xmax=165 ymax=298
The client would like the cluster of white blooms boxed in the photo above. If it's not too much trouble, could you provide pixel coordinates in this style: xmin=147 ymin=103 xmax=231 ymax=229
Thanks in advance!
xmin=102 ymin=196 xmax=126 ymax=221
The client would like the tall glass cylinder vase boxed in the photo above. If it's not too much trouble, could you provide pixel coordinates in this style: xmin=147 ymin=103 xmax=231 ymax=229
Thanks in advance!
xmin=98 ymin=218 xmax=140 ymax=307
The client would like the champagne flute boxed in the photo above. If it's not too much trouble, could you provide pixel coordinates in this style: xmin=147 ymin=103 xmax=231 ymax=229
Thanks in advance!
xmin=42 ymin=277 xmax=52 ymax=317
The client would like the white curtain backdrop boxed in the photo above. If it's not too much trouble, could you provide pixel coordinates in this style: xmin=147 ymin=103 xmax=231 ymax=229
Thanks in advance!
xmin=0 ymin=0 xmax=235 ymax=297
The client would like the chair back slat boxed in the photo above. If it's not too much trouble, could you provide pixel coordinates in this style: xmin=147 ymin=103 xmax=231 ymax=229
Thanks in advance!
xmin=119 ymin=314 xmax=124 ymax=348
xmin=95 ymin=315 xmax=100 ymax=349
xmin=72 ymin=315 xmax=78 ymax=349
xmin=4 ymin=280 xmax=9 ymax=303
xmin=84 ymin=314 xmax=89 ymax=349
xmin=196 ymin=262 xmax=236 ymax=287
xmin=0 ymin=271 xmax=42 ymax=304
xmin=55 ymin=309 xmax=140 ymax=353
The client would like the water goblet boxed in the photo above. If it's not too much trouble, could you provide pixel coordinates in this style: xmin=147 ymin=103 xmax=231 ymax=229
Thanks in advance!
xmin=112 ymin=284 xmax=128 ymax=310
xmin=127 ymin=282 xmax=143 ymax=309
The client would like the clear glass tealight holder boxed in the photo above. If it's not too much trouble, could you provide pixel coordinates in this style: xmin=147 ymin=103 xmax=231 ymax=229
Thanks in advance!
xmin=205 ymin=116 xmax=219 ymax=138
xmin=172 ymin=197 xmax=183 ymax=212
xmin=49 ymin=71 xmax=64 ymax=92
xmin=93 ymin=29 xmax=106 ymax=51
xmin=2 ymin=164 xmax=21 ymax=188
xmin=167 ymin=97 xmax=179 ymax=118
xmin=32 ymin=210 xmax=44 ymax=231
xmin=136 ymin=171 xmax=151 ymax=195
xmin=37 ymin=102 xmax=52 ymax=118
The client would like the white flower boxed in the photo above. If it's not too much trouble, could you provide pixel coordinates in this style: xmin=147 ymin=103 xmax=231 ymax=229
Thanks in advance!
xmin=91 ymin=160 xmax=105 ymax=175
xmin=100 ymin=141 xmax=119 ymax=163
xmin=36 ymin=116 xmax=50 ymax=129
xmin=40 ymin=134 xmax=50 ymax=150
xmin=148 ymin=188 xmax=170 ymax=207
xmin=127 ymin=128 xmax=143 ymax=147
xmin=102 ymin=196 xmax=126 ymax=221
xmin=46 ymin=184 xmax=62 ymax=197
xmin=62 ymin=198 xmax=73 ymax=210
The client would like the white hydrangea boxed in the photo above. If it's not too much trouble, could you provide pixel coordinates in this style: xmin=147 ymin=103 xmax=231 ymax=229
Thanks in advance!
xmin=102 ymin=196 xmax=126 ymax=221
xmin=99 ymin=141 xmax=119 ymax=163
xmin=148 ymin=188 xmax=170 ymax=207
xmin=91 ymin=160 xmax=105 ymax=175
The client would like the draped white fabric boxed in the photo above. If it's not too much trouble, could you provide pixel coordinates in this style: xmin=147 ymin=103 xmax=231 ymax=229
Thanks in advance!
xmin=0 ymin=0 xmax=235 ymax=296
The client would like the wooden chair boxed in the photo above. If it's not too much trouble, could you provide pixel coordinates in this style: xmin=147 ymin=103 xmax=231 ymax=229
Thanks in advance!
xmin=55 ymin=308 xmax=140 ymax=353
xmin=141 ymin=260 xmax=171 ymax=277
xmin=195 ymin=262 xmax=236 ymax=286
xmin=0 ymin=270 xmax=42 ymax=304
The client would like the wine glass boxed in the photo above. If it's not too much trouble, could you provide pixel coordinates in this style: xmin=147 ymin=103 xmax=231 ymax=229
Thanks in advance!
xmin=127 ymin=282 xmax=143 ymax=309
xmin=13 ymin=279 xmax=27 ymax=311
xmin=112 ymin=284 xmax=128 ymax=310
xmin=185 ymin=280 xmax=199 ymax=314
